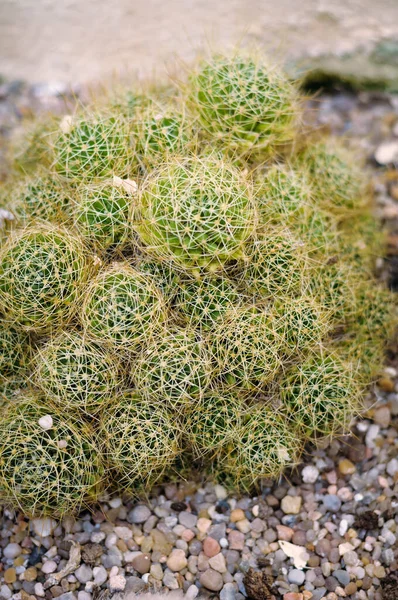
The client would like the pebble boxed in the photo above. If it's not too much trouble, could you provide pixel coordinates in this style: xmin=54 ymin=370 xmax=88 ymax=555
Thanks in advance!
xmin=128 ymin=505 xmax=152 ymax=524
xmin=338 ymin=459 xmax=356 ymax=475
xmin=387 ymin=457 xmax=398 ymax=476
xmin=375 ymin=140 xmax=398 ymax=164
xmin=230 ymin=509 xmax=245 ymax=522
xmin=203 ymin=537 xmax=221 ymax=557
xmin=281 ymin=496 xmax=302 ymax=514
xmin=3 ymin=543 xmax=22 ymax=559
xmin=93 ymin=566 xmax=108 ymax=586
xmin=208 ymin=552 xmax=227 ymax=573
xmin=34 ymin=583 xmax=45 ymax=597
xmin=4 ymin=568 xmax=17 ymax=584
xmin=323 ymin=495 xmax=342 ymax=512
xmin=0 ymin=585 xmax=12 ymax=600
xmin=288 ymin=569 xmax=306 ymax=585
xmin=167 ymin=549 xmax=188 ymax=571
xmin=302 ymin=465 xmax=319 ymax=483
xmin=200 ymin=568 xmax=224 ymax=591
xmin=132 ymin=553 xmax=151 ymax=574
xmin=41 ymin=560 xmax=57 ymax=574
xmin=31 ymin=518 xmax=57 ymax=537
xmin=75 ymin=565 xmax=93 ymax=583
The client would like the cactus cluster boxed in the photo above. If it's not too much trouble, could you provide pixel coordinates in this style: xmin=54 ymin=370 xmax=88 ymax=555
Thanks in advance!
xmin=0 ymin=50 xmax=396 ymax=516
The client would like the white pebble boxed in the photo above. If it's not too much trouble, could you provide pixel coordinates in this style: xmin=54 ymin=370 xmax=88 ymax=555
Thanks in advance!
xmin=42 ymin=560 xmax=57 ymax=574
xmin=3 ymin=543 xmax=22 ymax=559
xmin=31 ymin=517 xmax=58 ymax=538
xmin=34 ymin=583 xmax=45 ymax=598
xmin=109 ymin=497 xmax=122 ymax=509
xmin=186 ymin=585 xmax=199 ymax=600
xmin=214 ymin=484 xmax=228 ymax=500
xmin=366 ymin=424 xmax=380 ymax=448
xmin=93 ymin=566 xmax=107 ymax=586
xmin=339 ymin=520 xmax=349 ymax=536
xmin=375 ymin=141 xmax=398 ymax=165
xmin=38 ymin=415 xmax=53 ymax=430
xmin=109 ymin=572 xmax=126 ymax=592
xmin=78 ymin=593 xmax=92 ymax=600
xmin=387 ymin=458 xmax=398 ymax=476
xmin=0 ymin=585 xmax=12 ymax=600
xmin=302 ymin=465 xmax=320 ymax=484
xmin=90 ymin=531 xmax=106 ymax=544
xmin=114 ymin=526 xmax=133 ymax=540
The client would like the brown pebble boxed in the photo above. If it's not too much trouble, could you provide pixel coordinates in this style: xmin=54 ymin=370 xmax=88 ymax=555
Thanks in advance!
xmin=203 ymin=537 xmax=221 ymax=558
xmin=378 ymin=377 xmax=395 ymax=393
xmin=374 ymin=405 xmax=391 ymax=428
xmin=23 ymin=567 xmax=38 ymax=582
xmin=276 ymin=525 xmax=294 ymax=542
xmin=4 ymin=568 xmax=17 ymax=584
xmin=338 ymin=459 xmax=356 ymax=475
xmin=230 ymin=508 xmax=245 ymax=522
xmin=345 ymin=582 xmax=357 ymax=595
xmin=308 ymin=556 xmax=320 ymax=567
xmin=132 ymin=553 xmax=151 ymax=574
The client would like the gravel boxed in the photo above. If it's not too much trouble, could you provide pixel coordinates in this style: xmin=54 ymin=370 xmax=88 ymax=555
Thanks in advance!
xmin=0 ymin=85 xmax=398 ymax=600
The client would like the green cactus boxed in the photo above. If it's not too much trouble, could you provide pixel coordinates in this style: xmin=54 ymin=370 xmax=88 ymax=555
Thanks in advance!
xmin=214 ymin=406 xmax=303 ymax=492
xmin=10 ymin=173 xmax=71 ymax=225
xmin=240 ymin=228 xmax=309 ymax=298
xmin=0 ymin=321 xmax=30 ymax=379
xmin=132 ymin=327 xmax=213 ymax=411
xmin=34 ymin=331 xmax=122 ymax=415
xmin=280 ymin=352 xmax=361 ymax=440
xmin=81 ymin=262 xmax=167 ymax=350
xmin=73 ymin=180 xmax=133 ymax=251
xmin=299 ymin=139 xmax=367 ymax=214
xmin=53 ymin=114 xmax=133 ymax=181
xmin=184 ymin=392 xmax=245 ymax=458
xmin=174 ymin=274 xmax=242 ymax=330
xmin=255 ymin=164 xmax=312 ymax=224
xmin=0 ymin=393 xmax=104 ymax=516
xmin=188 ymin=53 xmax=298 ymax=156
xmin=136 ymin=257 xmax=181 ymax=301
xmin=133 ymin=102 xmax=193 ymax=169
xmin=99 ymin=391 xmax=182 ymax=490
xmin=134 ymin=155 xmax=255 ymax=273
xmin=212 ymin=307 xmax=282 ymax=391
xmin=0 ymin=223 xmax=93 ymax=332
xmin=274 ymin=296 xmax=332 ymax=355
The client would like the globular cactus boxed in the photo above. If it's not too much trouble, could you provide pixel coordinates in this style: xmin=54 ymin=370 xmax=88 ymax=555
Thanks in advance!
xmin=73 ymin=180 xmax=134 ymax=251
xmin=255 ymin=164 xmax=312 ymax=224
xmin=280 ymin=352 xmax=361 ymax=439
xmin=34 ymin=331 xmax=122 ymax=415
xmin=53 ymin=114 xmax=133 ymax=181
xmin=240 ymin=229 xmax=308 ymax=298
xmin=0 ymin=51 xmax=395 ymax=503
xmin=133 ymin=102 xmax=192 ymax=169
xmin=10 ymin=174 xmax=71 ymax=225
xmin=132 ymin=327 xmax=213 ymax=411
xmin=188 ymin=53 xmax=298 ymax=156
xmin=136 ymin=257 xmax=181 ymax=301
xmin=0 ymin=223 xmax=93 ymax=332
xmin=81 ymin=262 xmax=167 ymax=350
xmin=134 ymin=155 xmax=255 ymax=273
xmin=174 ymin=275 xmax=242 ymax=330
xmin=299 ymin=139 xmax=367 ymax=214
xmin=212 ymin=307 xmax=282 ymax=391
xmin=0 ymin=321 xmax=30 ymax=379
xmin=184 ymin=392 xmax=245 ymax=458
xmin=0 ymin=393 xmax=104 ymax=516
xmin=214 ymin=406 xmax=303 ymax=492
xmin=274 ymin=296 xmax=331 ymax=355
xmin=99 ymin=391 xmax=182 ymax=490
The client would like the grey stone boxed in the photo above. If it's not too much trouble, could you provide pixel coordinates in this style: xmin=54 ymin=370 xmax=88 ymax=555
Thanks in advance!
xmin=287 ymin=569 xmax=305 ymax=585
xmin=334 ymin=569 xmax=350 ymax=586
xmin=179 ymin=511 xmax=198 ymax=529
xmin=128 ymin=505 xmax=152 ymax=524
xmin=323 ymin=495 xmax=342 ymax=512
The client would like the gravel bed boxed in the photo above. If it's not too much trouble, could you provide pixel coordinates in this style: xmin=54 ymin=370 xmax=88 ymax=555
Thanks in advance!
xmin=0 ymin=82 xmax=398 ymax=600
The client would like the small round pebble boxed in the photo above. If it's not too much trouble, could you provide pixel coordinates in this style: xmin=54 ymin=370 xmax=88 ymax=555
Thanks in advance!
xmin=128 ymin=505 xmax=152 ymax=524
xmin=323 ymin=495 xmax=342 ymax=512
xmin=200 ymin=568 xmax=224 ymax=591
xmin=288 ymin=569 xmax=306 ymax=585
xmin=302 ymin=465 xmax=319 ymax=483
xmin=167 ymin=549 xmax=188 ymax=572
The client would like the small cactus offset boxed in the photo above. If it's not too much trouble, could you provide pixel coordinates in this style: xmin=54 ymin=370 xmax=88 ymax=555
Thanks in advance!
xmin=0 ymin=50 xmax=396 ymax=514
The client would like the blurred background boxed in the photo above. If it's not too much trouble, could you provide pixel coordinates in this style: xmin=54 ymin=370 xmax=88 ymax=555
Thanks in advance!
xmin=1 ymin=0 xmax=398 ymax=86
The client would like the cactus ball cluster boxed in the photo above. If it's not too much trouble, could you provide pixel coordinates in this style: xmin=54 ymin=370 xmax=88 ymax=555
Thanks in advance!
xmin=0 ymin=50 xmax=396 ymax=516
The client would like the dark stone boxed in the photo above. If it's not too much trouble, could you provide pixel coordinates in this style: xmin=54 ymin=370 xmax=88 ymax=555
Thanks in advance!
xmin=27 ymin=544 xmax=46 ymax=566
xmin=215 ymin=500 xmax=230 ymax=514
xmin=381 ymin=571 xmax=398 ymax=600
xmin=354 ymin=510 xmax=379 ymax=531
xmin=243 ymin=568 xmax=275 ymax=600
xmin=170 ymin=501 xmax=187 ymax=512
